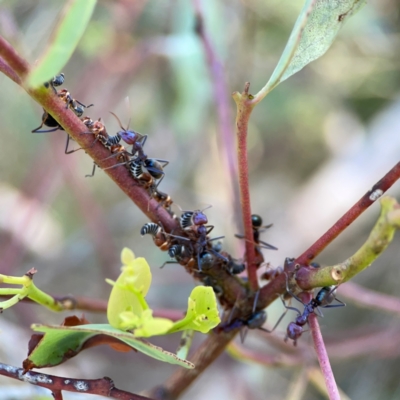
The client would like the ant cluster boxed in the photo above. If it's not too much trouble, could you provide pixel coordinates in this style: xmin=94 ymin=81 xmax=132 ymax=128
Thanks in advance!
xmin=33 ymin=73 xmax=345 ymax=345
xmin=33 ymin=74 xmax=171 ymax=211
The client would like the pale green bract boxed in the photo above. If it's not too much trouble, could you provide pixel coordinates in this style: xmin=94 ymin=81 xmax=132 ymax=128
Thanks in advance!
xmin=107 ymin=248 xmax=221 ymax=337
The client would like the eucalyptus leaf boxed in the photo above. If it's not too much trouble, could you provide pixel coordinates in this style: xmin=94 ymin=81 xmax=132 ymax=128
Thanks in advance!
xmin=263 ymin=0 xmax=366 ymax=95
xmin=27 ymin=0 xmax=97 ymax=88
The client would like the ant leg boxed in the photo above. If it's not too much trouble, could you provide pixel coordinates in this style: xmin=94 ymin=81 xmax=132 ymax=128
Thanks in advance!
xmin=153 ymin=158 xmax=169 ymax=168
xmin=240 ymin=328 xmax=249 ymax=343
xmin=284 ymin=272 xmax=305 ymax=305
xmin=155 ymin=174 xmax=165 ymax=189
xmin=103 ymin=160 xmax=131 ymax=171
xmin=259 ymin=224 xmax=274 ymax=231
xmin=323 ymin=301 xmax=346 ymax=309
xmin=208 ymin=247 xmax=229 ymax=263
xmin=141 ymin=135 xmax=148 ymax=147
xmin=160 ymin=260 xmax=179 ymax=269
xmin=65 ymin=135 xmax=82 ymax=154
xmin=263 ymin=308 xmax=288 ymax=333
xmin=205 ymin=225 xmax=214 ymax=235
xmin=85 ymin=163 xmax=97 ymax=178
xmin=258 ymin=240 xmax=278 ymax=250
xmin=280 ymin=296 xmax=301 ymax=316
xmin=252 ymin=290 xmax=260 ymax=313
xmin=75 ymin=100 xmax=94 ymax=108
xmin=31 ymin=126 xmax=60 ymax=133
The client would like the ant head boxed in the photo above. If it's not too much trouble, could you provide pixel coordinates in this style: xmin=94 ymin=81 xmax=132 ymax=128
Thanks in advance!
xmin=193 ymin=210 xmax=208 ymax=226
xmin=251 ymin=214 xmax=263 ymax=228
xmin=287 ymin=322 xmax=303 ymax=341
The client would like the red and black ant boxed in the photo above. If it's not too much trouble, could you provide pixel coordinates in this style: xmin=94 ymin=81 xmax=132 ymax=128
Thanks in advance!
xmin=282 ymin=274 xmax=345 ymax=345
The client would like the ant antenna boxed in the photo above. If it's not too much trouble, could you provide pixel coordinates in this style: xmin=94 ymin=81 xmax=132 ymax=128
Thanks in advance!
xmin=110 ymin=111 xmax=126 ymax=131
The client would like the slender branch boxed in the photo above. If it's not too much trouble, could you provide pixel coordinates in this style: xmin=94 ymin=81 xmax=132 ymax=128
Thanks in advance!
xmin=0 ymin=56 xmax=21 ymax=84
xmin=338 ymin=281 xmax=400 ymax=317
xmin=193 ymin=1 xmax=242 ymax=227
xmin=307 ymin=367 xmax=351 ymax=400
xmin=296 ymin=196 xmax=400 ymax=289
xmin=232 ymin=83 xmax=258 ymax=290
xmin=53 ymin=390 xmax=63 ymax=400
xmin=0 ymin=35 xmax=29 ymax=78
xmin=0 ymin=363 xmax=153 ymax=400
xmin=296 ymin=161 xmax=400 ymax=265
xmin=308 ymin=313 xmax=340 ymax=400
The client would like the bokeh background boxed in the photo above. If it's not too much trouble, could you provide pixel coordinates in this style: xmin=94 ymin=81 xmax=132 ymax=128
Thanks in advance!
xmin=1 ymin=0 xmax=400 ymax=399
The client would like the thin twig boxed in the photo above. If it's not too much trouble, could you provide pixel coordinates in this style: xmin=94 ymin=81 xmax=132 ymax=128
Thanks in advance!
xmin=0 ymin=56 xmax=21 ymax=84
xmin=193 ymin=1 xmax=242 ymax=228
xmin=0 ymin=363 xmax=153 ymax=400
xmin=295 ymin=161 xmax=400 ymax=265
xmin=52 ymin=390 xmax=63 ymax=400
xmin=0 ymin=35 xmax=29 ymax=78
xmin=232 ymin=83 xmax=258 ymax=291
xmin=308 ymin=313 xmax=340 ymax=400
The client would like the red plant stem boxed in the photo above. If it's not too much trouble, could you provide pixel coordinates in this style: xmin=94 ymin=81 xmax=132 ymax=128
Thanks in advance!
xmin=53 ymin=390 xmax=63 ymax=400
xmin=308 ymin=314 xmax=340 ymax=400
xmin=193 ymin=1 xmax=242 ymax=227
xmin=233 ymin=83 xmax=258 ymax=291
xmin=0 ymin=56 xmax=21 ymax=84
xmin=296 ymin=161 xmax=400 ymax=265
xmin=0 ymin=35 xmax=29 ymax=78
xmin=0 ymin=363 xmax=153 ymax=400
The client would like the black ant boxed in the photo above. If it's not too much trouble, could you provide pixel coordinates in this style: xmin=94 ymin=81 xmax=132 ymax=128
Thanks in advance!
xmin=57 ymin=89 xmax=93 ymax=116
xmin=220 ymin=291 xmax=286 ymax=342
xmin=212 ymin=242 xmax=245 ymax=275
xmin=282 ymin=277 xmax=345 ymax=346
xmin=235 ymin=214 xmax=277 ymax=268
xmin=44 ymin=73 xmax=65 ymax=93
xmin=32 ymin=88 xmax=93 ymax=154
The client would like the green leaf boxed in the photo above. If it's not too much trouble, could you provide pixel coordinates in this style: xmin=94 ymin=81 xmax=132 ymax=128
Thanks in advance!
xmin=263 ymin=0 xmax=366 ymax=94
xmin=107 ymin=248 xmax=152 ymax=330
xmin=27 ymin=324 xmax=194 ymax=369
xmin=27 ymin=0 xmax=97 ymax=88
xmin=168 ymin=286 xmax=221 ymax=334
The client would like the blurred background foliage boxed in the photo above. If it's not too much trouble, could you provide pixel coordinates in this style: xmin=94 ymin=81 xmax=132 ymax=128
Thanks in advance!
xmin=1 ymin=0 xmax=400 ymax=399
